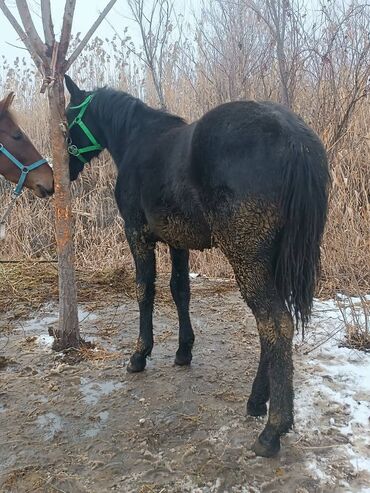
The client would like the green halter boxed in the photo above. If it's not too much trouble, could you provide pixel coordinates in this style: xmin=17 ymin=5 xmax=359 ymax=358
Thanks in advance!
xmin=67 ymin=94 xmax=103 ymax=164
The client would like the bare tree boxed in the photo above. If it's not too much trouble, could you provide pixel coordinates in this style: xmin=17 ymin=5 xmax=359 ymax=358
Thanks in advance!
xmin=0 ymin=0 xmax=117 ymax=350
xmin=194 ymin=0 xmax=272 ymax=104
xmin=243 ymin=0 xmax=308 ymax=108
xmin=126 ymin=0 xmax=175 ymax=109
xmin=317 ymin=1 xmax=370 ymax=150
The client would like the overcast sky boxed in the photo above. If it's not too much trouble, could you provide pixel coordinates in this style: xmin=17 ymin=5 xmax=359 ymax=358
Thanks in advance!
xmin=0 ymin=0 xmax=195 ymax=64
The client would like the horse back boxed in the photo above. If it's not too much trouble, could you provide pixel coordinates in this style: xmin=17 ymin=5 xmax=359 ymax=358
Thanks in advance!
xmin=190 ymin=100 xmax=325 ymax=208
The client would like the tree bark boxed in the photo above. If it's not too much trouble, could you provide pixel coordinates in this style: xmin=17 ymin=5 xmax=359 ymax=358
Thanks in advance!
xmin=15 ymin=0 xmax=48 ymax=64
xmin=47 ymin=75 xmax=80 ymax=350
xmin=41 ymin=0 xmax=55 ymax=50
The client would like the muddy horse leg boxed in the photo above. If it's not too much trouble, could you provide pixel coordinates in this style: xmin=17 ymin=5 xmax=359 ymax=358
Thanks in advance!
xmin=126 ymin=229 xmax=156 ymax=373
xmin=212 ymin=204 xmax=294 ymax=457
xmin=170 ymin=247 xmax=194 ymax=366
xmin=246 ymin=335 xmax=270 ymax=417
xmin=240 ymin=274 xmax=294 ymax=457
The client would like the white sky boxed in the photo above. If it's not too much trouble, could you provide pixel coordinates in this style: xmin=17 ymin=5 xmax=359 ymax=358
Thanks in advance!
xmin=0 ymin=0 xmax=195 ymax=64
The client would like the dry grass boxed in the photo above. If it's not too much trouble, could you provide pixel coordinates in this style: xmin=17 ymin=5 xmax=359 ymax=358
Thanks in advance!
xmin=4 ymin=95 xmax=367 ymax=295
xmin=336 ymin=294 xmax=370 ymax=353
xmin=0 ymin=262 xmax=235 ymax=319
xmin=1 ymin=58 xmax=368 ymax=294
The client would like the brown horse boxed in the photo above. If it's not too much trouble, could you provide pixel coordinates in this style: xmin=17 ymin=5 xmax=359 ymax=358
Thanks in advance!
xmin=0 ymin=92 xmax=53 ymax=198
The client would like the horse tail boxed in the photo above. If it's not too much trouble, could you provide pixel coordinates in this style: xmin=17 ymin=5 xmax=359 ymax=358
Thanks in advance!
xmin=274 ymin=137 xmax=330 ymax=335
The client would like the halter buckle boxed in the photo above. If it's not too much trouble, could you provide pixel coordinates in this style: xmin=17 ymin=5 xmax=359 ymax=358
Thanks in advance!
xmin=68 ymin=144 xmax=80 ymax=156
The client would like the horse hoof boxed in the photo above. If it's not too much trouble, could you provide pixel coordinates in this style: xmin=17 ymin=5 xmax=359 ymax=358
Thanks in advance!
xmin=252 ymin=433 xmax=280 ymax=458
xmin=247 ymin=399 xmax=268 ymax=417
xmin=127 ymin=353 xmax=146 ymax=373
xmin=174 ymin=349 xmax=192 ymax=366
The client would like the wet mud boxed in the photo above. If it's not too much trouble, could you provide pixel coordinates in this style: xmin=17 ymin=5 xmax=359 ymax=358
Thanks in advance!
xmin=0 ymin=278 xmax=369 ymax=492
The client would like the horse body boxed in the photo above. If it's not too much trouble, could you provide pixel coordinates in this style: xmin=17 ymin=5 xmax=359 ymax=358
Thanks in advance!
xmin=97 ymin=97 xmax=211 ymax=251
xmin=65 ymin=76 xmax=330 ymax=458
xmin=131 ymin=125 xmax=212 ymax=251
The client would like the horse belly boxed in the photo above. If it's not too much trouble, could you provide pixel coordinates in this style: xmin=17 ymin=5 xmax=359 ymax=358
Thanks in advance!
xmin=151 ymin=213 xmax=212 ymax=250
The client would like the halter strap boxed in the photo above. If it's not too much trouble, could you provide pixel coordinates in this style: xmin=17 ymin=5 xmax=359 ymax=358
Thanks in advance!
xmin=0 ymin=143 xmax=47 ymax=197
xmin=68 ymin=94 xmax=103 ymax=164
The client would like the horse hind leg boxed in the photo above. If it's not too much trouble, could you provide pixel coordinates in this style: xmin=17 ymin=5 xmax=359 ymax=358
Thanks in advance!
xmin=246 ymin=335 xmax=270 ymax=417
xmin=212 ymin=203 xmax=294 ymax=457
xmin=242 ymin=277 xmax=294 ymax=457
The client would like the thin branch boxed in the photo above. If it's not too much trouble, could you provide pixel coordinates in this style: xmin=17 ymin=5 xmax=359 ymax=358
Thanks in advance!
xmin=58 ymin=0 xmax=77 ymax=70
xmin=15 ymin=0 xmax=47 ymax=61
xmin=41 ymin=0 xmax=55 ymax=49
xmin=0 ymin=0 xmax=44 ymax=73
xmin=104 ymin=16 xmax=149 ymax=66
xmin=5 ymin=41 xmax=28 ymax=51
xmin=65 ymin=0 xmax=118 ymax=71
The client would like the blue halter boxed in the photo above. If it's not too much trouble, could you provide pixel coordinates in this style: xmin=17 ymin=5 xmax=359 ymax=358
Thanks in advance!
xmin=0 ymin=143 xmax=47 ymax=196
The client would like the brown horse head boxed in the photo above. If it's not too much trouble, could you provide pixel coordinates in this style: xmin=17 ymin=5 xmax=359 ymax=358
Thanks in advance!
xmin=0 ymin=92 xmax=54 ymax=198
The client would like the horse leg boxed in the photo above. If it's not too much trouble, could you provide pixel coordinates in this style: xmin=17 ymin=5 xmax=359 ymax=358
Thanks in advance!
xmin=211 ymin=204 xmax=294 ymax=457
xmin=246 ymin=335 xmax=270 ymax=417
xmin=126 ymin=229 xmax=156 ymax=373
xmin=239 ymin=273 xmax=294 ymax=457
xmin=170 ymin=247 xmax=194 ymax=366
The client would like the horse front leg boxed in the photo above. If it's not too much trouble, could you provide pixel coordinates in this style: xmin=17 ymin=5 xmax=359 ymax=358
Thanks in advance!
xmin=126 ymin=229 xmax=156 ymax=373
xmin=170 ymin=247 xmax=194 ymax=366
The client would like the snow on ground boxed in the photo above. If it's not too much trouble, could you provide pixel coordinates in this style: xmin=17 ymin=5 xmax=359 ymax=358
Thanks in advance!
xmin=294 ymin=296 xmax=370 ymax=490
xmin=12 ymin=304 xmax=97 ymax=349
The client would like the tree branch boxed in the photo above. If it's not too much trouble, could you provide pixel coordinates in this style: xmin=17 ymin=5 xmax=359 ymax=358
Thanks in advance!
xmin=15 ymin=0 xmax=48 ymax=62
xmin=57 ymin=0 xmax=77 ymax=70
xmin=0 ymin=0 xmax=44 ymax=73
xmin=5 ymin=40 xmax=28 ymax=51
xmin=65 ymin=0 xmax=118 ymax=71
xmin=41 ymin=0 xmax=55 ymax=49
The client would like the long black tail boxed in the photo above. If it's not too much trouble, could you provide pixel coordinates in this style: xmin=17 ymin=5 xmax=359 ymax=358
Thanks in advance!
xmin=275 ymin=137 xmax=330 ymax=334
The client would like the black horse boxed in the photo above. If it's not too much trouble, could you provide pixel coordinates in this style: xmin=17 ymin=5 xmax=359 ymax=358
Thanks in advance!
xmin=64 ymin=75 xmax=330 ymax=457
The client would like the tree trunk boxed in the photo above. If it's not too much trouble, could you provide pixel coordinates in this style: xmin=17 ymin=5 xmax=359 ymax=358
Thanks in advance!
xmin=48 ymin=74 xmax=80 ymax=350
xmin=1 ymin=0 xmax=118 ymax=351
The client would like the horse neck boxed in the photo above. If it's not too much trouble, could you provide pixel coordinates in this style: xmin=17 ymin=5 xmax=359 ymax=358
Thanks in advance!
xmin=91 ymin=90 xmax=184 ymax=166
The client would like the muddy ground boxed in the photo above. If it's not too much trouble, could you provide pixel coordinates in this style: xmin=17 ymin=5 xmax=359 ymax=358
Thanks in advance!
xmin=1 ymin=276 xmax=369 ymax=492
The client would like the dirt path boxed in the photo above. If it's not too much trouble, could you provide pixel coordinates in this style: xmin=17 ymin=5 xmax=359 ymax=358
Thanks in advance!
xmin=1 ymin=278 xmax=369 ymax=492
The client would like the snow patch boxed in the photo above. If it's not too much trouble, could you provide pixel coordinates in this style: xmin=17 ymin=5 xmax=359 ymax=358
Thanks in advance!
xmin=80 ymin=377 xmax=124 ymax=405
xmin=16 ymin=304 xmax=97 ymax=349
xmin=294 ymin=296 xmax=370 ymax=490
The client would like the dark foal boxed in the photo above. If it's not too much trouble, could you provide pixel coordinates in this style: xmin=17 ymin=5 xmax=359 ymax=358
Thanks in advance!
xmin=0 ymin=92 xmax=53 ymax=198
xmin=64 ymin=75 xmax=330 ymax=457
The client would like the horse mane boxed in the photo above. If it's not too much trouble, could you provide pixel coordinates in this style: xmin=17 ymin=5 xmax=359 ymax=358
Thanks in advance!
xmin=92 ymin=87 xmax=185 ymax=144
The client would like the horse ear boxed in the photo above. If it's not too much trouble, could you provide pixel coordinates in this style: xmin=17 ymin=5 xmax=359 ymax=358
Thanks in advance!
xmin=64 ymin=75 xmax=84 ymax=102
xmin=0 ymin=92 xmax=15 ymax=116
